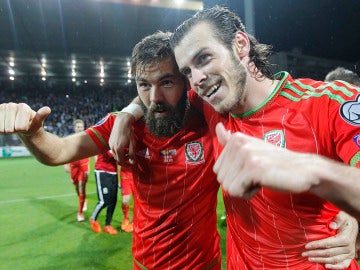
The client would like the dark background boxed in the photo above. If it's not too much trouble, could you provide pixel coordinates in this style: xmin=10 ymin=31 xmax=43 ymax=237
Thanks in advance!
xmin=1 ymin=0 xmax=359 ymax=61
xmin=0 ymin=0 xmax=359 ymax=86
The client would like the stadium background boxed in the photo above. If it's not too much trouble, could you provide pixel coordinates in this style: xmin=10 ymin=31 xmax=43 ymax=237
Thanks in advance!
xmin=1 ymin=0 xmax=359 ymax=269
xmin=1 ymin=0 xmax=359 ymax=149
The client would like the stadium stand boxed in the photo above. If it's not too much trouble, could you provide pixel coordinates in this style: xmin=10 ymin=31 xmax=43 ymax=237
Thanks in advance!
xmin=0 ymin=82 xmax=137 ymax=147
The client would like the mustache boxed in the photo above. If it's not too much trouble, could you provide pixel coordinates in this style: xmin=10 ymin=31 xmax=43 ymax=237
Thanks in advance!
xmin=149 ymin=102 xmax=172 ymax=113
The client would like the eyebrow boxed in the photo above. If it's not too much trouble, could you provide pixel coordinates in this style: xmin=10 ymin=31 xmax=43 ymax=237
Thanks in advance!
xmin=179 ymin=47 xmax=208 ymax=73
xmin=136 ymin=73 xmax=178 ymax=83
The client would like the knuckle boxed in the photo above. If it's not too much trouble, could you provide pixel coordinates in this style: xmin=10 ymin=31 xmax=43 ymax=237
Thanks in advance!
xmin=324 ymin=251 xmax=332 ymax=258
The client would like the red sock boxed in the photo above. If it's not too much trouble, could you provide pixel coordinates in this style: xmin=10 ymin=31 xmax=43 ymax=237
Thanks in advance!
xmin=122 ymin=204 xmax=129 ymax=219
xmin=78 ymin=195 xmax=85 ymax=214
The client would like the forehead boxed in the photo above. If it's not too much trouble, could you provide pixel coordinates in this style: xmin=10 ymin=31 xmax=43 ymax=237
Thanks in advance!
xmin=174 ymin=22 xmax=217 ymax=69
xmin=135 ymin=57 xmax=180 ymax=81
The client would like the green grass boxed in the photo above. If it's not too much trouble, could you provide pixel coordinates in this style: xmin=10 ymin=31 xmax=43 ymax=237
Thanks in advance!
xmin=0 ymin=157 xmax=227 ymax=269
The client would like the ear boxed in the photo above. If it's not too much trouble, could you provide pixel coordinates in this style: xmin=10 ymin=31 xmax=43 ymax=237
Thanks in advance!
xmin=233 ymin=31 xmax=250 ymax=59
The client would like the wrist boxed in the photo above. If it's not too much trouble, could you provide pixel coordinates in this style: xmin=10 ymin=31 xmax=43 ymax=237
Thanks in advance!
xmin=18 ymin=127 xmax=45 ymax=138
xmin=120 ymin=104 xmax=143 ymax=121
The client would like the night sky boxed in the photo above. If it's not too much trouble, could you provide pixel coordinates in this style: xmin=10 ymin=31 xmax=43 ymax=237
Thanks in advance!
xmin=245 ymin=0 xmax=360 ymax=64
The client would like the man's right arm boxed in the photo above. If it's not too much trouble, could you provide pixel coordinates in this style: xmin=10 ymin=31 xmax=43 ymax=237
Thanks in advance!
xmin=214 ymin=122 xmax=360 ymax=221
xmin=0 ymin=102 xmax=100 ymax=165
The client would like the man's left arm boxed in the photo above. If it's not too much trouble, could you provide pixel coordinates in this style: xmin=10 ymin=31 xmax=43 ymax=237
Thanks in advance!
xmin=108 ymin=97 xmax=143 ymax=165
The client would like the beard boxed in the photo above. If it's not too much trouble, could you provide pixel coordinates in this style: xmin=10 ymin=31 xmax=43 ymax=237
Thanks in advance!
xmin=218 ymin=52 xmax=247 ymax=114
xmin=206 ymin=50 xmax=247 ymax=114
xmin=142 ymin=91 xmax=189 ymax=137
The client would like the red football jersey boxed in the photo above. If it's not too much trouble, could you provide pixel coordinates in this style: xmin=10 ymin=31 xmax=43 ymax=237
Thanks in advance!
xmin=190 ymin=71 xmax=360 ymax=269
xmin=95 ymin=151 xmax=117 ymax=173
xmin=86 ymin=108 xmax=221 ymax=269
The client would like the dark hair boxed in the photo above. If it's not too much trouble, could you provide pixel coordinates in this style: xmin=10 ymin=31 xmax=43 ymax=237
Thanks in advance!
xmin=324 ymin=67 xmax=360 ymax=86
xmin=170 ymin=5 xmax=273 ymax=78
xmin=131 ymin=31 xmax=176 ymax=78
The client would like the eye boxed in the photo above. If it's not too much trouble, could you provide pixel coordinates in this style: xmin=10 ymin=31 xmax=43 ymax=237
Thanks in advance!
xmin=197 ymin=53 xmax=211 ymax=66
xmin=137 ymin=82 xmax=150 ymax=90
xmin=161 ymin=79 xmax=174 ymax=88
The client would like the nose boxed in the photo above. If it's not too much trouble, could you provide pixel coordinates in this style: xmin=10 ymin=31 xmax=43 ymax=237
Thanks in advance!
xmin=190 ymin=68 xmax=206 ymax=88
xmin=150 ymin=86 xmax=164 ymax=103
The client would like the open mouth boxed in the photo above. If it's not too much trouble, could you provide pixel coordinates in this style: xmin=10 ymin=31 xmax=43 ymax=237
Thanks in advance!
xmin=153 ymin=109 xmax=168 ymax=117
xmin=150 ymin=104 xmax=169 ymax=117
xmin=154 ymin=108 xmax=166 ymax=113
xmin=205 ymin=82 xmax=221 ymax=98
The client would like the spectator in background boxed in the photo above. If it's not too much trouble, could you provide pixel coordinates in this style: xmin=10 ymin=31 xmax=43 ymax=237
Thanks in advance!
xmin=324 ymin=67 xmax=360 ymax=86
xmin=119 ymin=166 xmax=134 ymax=233
xmin=90 ymin=151 xmax=119 ymax=235
xmin=64 ymin=119 xmax=89 ymax=222
xmin=0 ymin=85 xmax=136 ymax=137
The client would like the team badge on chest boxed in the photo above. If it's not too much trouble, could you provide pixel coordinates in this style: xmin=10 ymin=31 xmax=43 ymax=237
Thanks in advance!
xmin=185 ymin=142 xmax=205 ymax=165
xmin=263 ymin=130 xmax=285 ymax=148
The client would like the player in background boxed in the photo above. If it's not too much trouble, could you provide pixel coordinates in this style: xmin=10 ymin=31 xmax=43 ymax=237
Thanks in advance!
xmin=119 ymin=165 xmax=134 ymax=233
xmin=90 ymin=151 xmax=119 ymax=235
xmin=63 ymin=119 xmax=89 ymax=222
xmin=324 ymin=67 xmax=360 ymax=86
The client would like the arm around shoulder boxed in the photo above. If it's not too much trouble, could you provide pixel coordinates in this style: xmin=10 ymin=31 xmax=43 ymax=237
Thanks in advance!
xmin=109 ymin=97 xmax=143 ymax=165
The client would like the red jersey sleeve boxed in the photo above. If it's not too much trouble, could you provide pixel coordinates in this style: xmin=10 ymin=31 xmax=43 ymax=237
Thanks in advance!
xmin=85 ymin=113 xmax=116 ymax=152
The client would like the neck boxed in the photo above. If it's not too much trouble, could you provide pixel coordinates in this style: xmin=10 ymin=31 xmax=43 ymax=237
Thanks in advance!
xmin=232 ymin=74 xmax=276 ymax=115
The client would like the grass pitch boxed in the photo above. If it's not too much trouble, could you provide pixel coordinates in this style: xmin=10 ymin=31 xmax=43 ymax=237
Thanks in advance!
xmin=0 ymin=157 xmax=227 ymax=269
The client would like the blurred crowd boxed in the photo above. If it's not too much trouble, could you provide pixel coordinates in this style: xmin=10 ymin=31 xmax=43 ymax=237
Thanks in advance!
xmin=0 ymin=83 xmax=136 ymax=146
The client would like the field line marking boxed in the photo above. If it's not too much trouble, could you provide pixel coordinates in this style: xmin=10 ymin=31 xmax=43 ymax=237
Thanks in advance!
xmin=0 ymin=192 xmax=96 ymax=204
